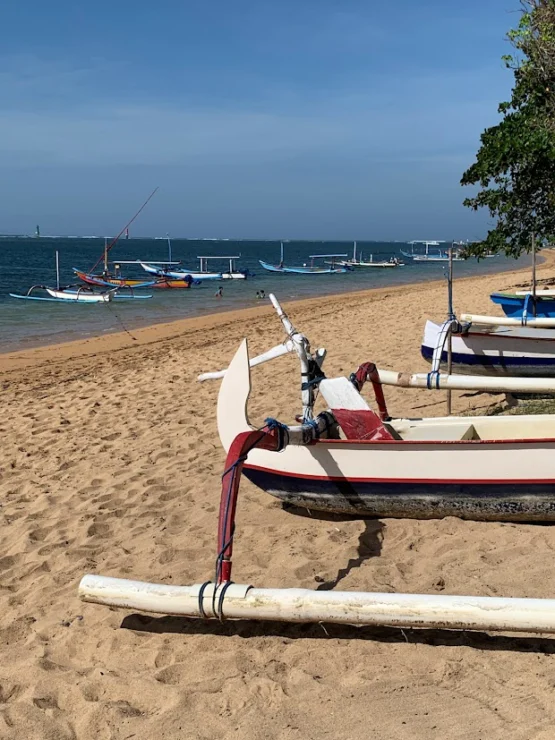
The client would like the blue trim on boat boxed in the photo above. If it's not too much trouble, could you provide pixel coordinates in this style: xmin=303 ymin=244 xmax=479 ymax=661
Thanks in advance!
xmin=258 ymin=259 xmax=349 ymax=274
xmin=420 ymin=344 xmax=555 ymax=367
xmin=490 ymin=292 xmax=555 ymax=319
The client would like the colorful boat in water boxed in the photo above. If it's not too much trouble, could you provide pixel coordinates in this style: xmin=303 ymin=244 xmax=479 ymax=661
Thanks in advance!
xmin=11 ymin=252 xmax=153 ymax=303
xmin=259 ymin=243 xmax=351 ymax=274
xmin=74 ymin=268 xmax=193 ymax=290
xmin=141 ymin=255 xmax=250 ymax=281
xmin=338 ymin=241 xmax=403 ymax=268
xmin=401 ymin=240 xmax=464 ymax=262
xmin=140 ymin=261 xmax=222 ymax=281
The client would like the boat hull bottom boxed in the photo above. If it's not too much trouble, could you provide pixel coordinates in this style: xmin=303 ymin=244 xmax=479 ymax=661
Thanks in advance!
xmin=421 ymin=345 xmax=555 ymax=378
xmin=244 ymin=468 xmax=555 ymax=521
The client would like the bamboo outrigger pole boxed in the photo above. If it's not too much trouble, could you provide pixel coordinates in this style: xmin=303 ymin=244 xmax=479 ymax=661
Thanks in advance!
xmin=79 ymin=575 xmax=555 ymax=634
xmin=446 ymin=243 xmax=454 ymax=415
xmin=532 ymin=233 xmax=537 ymax=299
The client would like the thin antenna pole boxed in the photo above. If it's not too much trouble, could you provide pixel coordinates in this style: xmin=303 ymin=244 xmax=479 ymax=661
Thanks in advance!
xmin=532 ymin=233 xmax=537 ymax=298
xmin=55 ymin=250 xmax=60 ymax=290
xmin=90 ymin=187 xmax=159 ymax=273
xmin=446 ymin=243 xmax=454 ymax=416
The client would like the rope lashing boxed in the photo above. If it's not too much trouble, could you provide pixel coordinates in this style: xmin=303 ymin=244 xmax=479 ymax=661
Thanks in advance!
xmin=426 ymin=371 xmax=442 ymax=390
xmin=264 ymin=418 xmax=290 ymax=451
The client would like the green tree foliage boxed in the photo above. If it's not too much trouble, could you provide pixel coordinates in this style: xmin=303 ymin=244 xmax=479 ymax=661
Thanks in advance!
xmin=461 ymin=0 xmax=555 ymax=258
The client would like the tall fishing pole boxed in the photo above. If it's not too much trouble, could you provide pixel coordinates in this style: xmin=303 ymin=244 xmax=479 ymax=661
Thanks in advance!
xmin=446 ymin=243 xmax=454 ymax=415
xmin=89 ymin=187 xmax=159 ymax=273
xmin=532 ymin=233 xmax=537 ymax=299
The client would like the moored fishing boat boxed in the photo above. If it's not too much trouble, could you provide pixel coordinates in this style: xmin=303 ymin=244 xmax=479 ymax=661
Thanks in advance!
xmin=259 ymin=243 xmax=351 ymax=274
xmin=338 ymin=241 xmax=403 ymax=268
xmin=74 ymin=268 xmax=193 ymax=289
xmin=141 ymin=254 xmax=251 ymax=280
xmin=10 ymin=251 xmax=151 ymax=302
xmin=10 ymin=286 xmax=112 ymax=303
xmin=141 ymin=261 xmax=222 ymax=281
xmin=421 ymin=319 xmax=555 ymax=376
xmin=401 ymin=240 xmax=464 ymax=262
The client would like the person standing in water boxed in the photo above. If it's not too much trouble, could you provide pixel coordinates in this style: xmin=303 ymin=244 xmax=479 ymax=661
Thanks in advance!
xmin=215 ymin=286 xmax=223 ymax=298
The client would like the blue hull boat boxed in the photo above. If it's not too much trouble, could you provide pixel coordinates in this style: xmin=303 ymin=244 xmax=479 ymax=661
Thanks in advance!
xmin=491 ymin=292 xmax=555 ymax=319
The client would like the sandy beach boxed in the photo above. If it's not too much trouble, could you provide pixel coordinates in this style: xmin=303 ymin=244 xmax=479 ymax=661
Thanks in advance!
xmin=2 ymin=255 xmax=555 ymax=740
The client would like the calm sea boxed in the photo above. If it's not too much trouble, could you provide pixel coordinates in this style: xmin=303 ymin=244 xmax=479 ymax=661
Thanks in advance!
xmin=0 ymin=237 xmax=530 ymax=352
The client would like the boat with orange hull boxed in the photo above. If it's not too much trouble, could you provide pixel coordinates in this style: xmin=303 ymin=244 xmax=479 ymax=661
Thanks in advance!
xmin=73 ymin=269 xmax=193 ymax=289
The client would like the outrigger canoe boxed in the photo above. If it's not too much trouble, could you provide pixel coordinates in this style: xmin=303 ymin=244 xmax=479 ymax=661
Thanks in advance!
xmin=74 ymin=269 xmax=193 ymax=289
xmin=210 ymin=295 xmax=555 ymax=522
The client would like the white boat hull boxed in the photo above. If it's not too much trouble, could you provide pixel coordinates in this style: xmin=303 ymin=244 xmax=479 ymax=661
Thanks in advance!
xmin=217 ymin=340 xmax=555 ymax=521
xmin=140 ymin=263 xmax=222 ymax=281
xmin=46 ymin=288 xmax=111 ymax=303
xmin=422 ymin=320 xmax=555 ymax=377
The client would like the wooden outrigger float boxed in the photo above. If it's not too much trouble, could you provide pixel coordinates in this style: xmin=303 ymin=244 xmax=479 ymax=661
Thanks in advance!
xmin=80 ymin=293 xmax=555 ymax=635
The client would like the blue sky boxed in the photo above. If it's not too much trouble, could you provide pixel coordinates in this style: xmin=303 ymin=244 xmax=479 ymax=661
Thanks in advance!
xmin=0 ymin=1 xmax=518 ymax=239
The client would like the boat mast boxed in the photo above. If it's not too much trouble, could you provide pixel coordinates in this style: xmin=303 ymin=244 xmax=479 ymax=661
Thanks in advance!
xmin=167 ymin=233 xmax=172 ymax=263
xmin=55 ymin=250 xmax=60 ymax=290
xmin=446 ymin=243 xmax=454 ymax=415
xmin=532 ymin=233 xmax=537 ymax=299
xmin=353 ymin=241 xmax=357 ymax=263
xmin=280 ymin=242 xmax=284 ymax=267
xmin=89 ymin=187 xmax=159 ymax=273
xmin=103 ymin=238 xmax=109 ymax=274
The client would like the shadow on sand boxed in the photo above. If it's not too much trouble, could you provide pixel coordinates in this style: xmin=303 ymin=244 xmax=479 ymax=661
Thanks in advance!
xmin=121 ymin=612 xmax=555 ymax=654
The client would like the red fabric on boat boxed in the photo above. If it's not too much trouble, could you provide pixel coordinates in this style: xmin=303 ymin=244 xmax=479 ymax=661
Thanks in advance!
xmin=332 ymin=408 xmax=394 ymax=441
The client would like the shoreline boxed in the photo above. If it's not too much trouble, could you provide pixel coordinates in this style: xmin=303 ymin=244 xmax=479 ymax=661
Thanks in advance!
xmin=0 ymin=251 xmax=552 ymax=375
